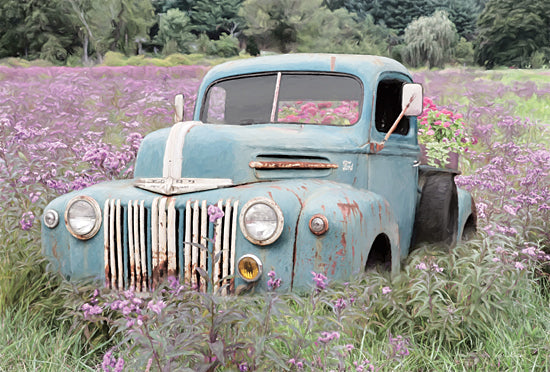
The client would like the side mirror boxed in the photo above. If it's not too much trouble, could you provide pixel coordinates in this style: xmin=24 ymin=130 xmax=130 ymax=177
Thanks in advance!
xmin=174 ymin=94 xmax=185 ymax=122
xmin=402 ymin=83 xmax=423 ymax=116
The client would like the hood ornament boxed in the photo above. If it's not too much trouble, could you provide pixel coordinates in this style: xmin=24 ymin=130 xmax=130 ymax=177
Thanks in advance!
xmin=134 ymin=177 xmax=233 ymax=196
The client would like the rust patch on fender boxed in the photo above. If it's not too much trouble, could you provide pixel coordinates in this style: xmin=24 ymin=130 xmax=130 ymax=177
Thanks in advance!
xmin=337 ymin=198 xmax=361 ymax=221
xmin=340 ymin=233 xmax=347 ymax=249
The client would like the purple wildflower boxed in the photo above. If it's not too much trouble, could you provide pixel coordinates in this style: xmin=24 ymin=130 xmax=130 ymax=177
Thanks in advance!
xmin=382 ymin=286 xmax=392 ymax=294
xmin=388 ymin=334 xmax=410 ymax=360
xmin=354 ymin=359 xmax=375 ymax=372
xmin=238 ymin=362 xmax=248 ymax=371
xmin=147 ymin=300 xmax=167 ymax=315
xmin=82 ymin=303 xmax=103 ymax=319
xmin=334 ymin=298 xmax=347 ymax=311
xmin=311 ymin=271 xmax=328 ymax=290
xmin=317 ymin=331 xmax=340 ymax=344
xmin=20 ymin=211 xmax=35 ymax=230
xmin=207 ymin=205 xmax=224 ymax=223
xmin=267 ymin=270 xmax=282 ymax=291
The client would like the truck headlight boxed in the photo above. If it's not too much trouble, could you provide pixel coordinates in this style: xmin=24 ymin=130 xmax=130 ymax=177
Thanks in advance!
xmin=239 ymin=197 xmax=284 ymax=245
xmin=65 ymin=196 xmax=102 ymax=240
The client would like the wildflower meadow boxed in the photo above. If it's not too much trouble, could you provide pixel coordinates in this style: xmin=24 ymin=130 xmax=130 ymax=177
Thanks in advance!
xmin=0 ymin=64 xmax=549 ymax=371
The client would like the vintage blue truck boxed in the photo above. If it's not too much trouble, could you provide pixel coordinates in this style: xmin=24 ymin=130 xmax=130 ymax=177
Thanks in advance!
xmin=41 ymin=54 xmax=476 ymax=293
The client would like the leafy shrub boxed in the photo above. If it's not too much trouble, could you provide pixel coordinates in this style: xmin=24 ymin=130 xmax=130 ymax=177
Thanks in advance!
xmin=529 ymin=51 xmax=547 ymax=69
xmin=453 ymin=38 xmax=475 ymax=66
xmin=102 ymin=52 xmax=127 ymax=67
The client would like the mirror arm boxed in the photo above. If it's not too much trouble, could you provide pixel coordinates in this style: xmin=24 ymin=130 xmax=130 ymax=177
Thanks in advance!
xmin=372 ymin=95 xmax=415 ymax=153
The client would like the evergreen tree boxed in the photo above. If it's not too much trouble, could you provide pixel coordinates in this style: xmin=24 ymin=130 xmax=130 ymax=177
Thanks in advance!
xmin=0 ymin=0 xmax=26 ymax=58
xmin=240 ymin=0 xmax=323 ymax=53
xmin=475 ymin=0 xmax=550 ymax=68
xmin=190 ymin=0 xmax=244 ymax=39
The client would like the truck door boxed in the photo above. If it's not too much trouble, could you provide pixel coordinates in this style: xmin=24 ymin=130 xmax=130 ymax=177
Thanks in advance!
xmin=367 ymin=75 xmax=420 ymax=259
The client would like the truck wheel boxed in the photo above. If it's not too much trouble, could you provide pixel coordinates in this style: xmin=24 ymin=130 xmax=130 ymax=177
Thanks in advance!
xmin=413 ymin=173 xmax=458 ymax=246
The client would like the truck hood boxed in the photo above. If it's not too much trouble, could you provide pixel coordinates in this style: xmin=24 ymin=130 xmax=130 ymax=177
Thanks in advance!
xmin=134 ymin=121 xmax=363 ymax=193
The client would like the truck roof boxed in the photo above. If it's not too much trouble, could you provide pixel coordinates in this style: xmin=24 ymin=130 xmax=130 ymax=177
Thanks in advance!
xmin=202 ymin=54 xmax=411 ymax=84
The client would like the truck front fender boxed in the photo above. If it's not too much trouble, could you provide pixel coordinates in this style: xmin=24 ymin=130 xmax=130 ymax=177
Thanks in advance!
xmin=291 ymin=185 xmax=400 ymax=291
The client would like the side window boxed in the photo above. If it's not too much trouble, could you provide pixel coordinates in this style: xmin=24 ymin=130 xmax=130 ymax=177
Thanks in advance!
xmin=205 ymin=87 xmax=226 ymax=123
xmin=375 ymin=79 xmax=409 ymax=135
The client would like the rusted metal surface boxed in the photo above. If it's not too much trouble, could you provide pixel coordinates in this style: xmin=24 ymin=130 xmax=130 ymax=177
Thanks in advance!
xmin=115 ymin=200 xmax=123 ymax=291
xmin=104 ymin=200 xmax=110 ymax=289
xmin=167 ymin=198 xmax=177 ymax=277
xmin=249 ymin=161 xmax=338 ymax=170
xmin=102 ymin=197 xmax=238 ymax=292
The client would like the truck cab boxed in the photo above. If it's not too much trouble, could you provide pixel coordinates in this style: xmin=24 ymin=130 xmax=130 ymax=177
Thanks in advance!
xmin=42 ymin=54 xmax=476 ymax=293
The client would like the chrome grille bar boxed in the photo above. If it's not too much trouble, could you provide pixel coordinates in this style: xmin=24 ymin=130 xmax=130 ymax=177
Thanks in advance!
xmin=103 ymin=197 xmax=238 ymax=293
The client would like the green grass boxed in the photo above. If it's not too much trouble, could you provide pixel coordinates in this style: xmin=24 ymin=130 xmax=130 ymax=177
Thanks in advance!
xmin=0 ymin=307 xmax=99 ymax=372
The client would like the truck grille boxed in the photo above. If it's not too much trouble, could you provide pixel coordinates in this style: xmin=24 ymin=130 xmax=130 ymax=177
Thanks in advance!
xmin=103 ymin=197 xmax=239 ymax=293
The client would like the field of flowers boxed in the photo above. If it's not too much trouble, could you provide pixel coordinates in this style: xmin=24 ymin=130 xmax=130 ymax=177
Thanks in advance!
xmin=1 ymin=64 xmax=549 ymax=371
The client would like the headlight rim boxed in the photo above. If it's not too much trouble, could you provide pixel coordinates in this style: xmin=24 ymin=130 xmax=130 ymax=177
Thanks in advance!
xmin=43 ymin=209 xmax=59 ymax=229
xmin=237 ymin=254 xmax=263 ymax=282
xmin=64 ymin=195 xmax=102 ymax=240
xmin=239 ymin=197 xmax=284 ymax=246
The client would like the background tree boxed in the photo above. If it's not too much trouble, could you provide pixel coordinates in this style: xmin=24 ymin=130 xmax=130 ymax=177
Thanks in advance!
xmin=190 ymin=0 xmax=244 ymax=39
xmin=0 ymin=0 xmax=26 ymax=58
xmin=430 ymin=0 xmax=486 ymax=41
xmin=340 ymin=0 xmax=485 ymax=40
xmin=240 ymin=0 xmax=322 ymax=53
xmin=108 ymin=0 xmax=156 ymax=55
xmin=0 ymin=0 xmax=78 ymax=63
xmin=475 ymin=0 xmax=550 ymax=68
xmin=155 ymin=8 xmax=195 ymax=53
xmin=401 ymin=10 xmax=458 ymax=68
xmin=297 ymin=9 xmax=393 ymax=56
xmin=151 ymin=0 xmax=193 ymax=13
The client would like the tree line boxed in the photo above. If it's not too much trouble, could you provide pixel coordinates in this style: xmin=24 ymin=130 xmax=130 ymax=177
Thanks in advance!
xmin=0 ymin=0 xmax=548 ymax=69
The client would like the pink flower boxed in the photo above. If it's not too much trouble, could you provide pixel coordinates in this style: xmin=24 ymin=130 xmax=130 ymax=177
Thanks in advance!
xmin=382 ymin=286 xmax=392 ymax=294
xmin=317 ymin=102 xmax=332 ymax=109
xmin=426 ymin=129 xmax=435 ymax=136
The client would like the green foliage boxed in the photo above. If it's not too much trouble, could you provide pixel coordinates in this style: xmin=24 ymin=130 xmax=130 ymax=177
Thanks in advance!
xmin=39 ymin=35 xmax=68 ymax=64
xmin=152 ymin=0 xmax=193 ymax=13
xmin=80 ymin=238 xmax=550 ymax=371
xmin=454 ymin=37 xmax=475 ymax=66
xmin=0 ymin=0 xmax=78 ymax=62
xmin=240 ymin=0 xmax=322 ymax=53
xmin=197 ymin=33 xmax=241 ymax=57
xmin=341 ymin=0 xmax=485 ymax=40
xmin=155 ymin=8 xmax=196 ymax=54
xmin=402 ymin=10 xmax=459 ymax=68
xmin=190 ymin=0 xmax=244 ymax=40
xmin=297 ymin=10 xmax=392 ymax=56
xmin=475 ymin=0 xmax=550 ymax=68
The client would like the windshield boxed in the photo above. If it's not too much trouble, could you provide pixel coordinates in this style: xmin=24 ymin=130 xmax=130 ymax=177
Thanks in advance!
xmin=201 ymin=73 xmax=363 ymax=126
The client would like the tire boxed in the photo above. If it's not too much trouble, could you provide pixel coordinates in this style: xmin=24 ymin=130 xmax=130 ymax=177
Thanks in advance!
xmin=413 ymin=172 xmax=458 ymax=246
